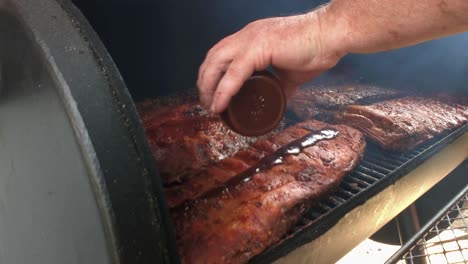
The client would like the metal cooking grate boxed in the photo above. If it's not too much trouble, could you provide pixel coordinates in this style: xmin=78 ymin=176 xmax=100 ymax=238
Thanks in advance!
xmin=251 ymin=124 xmax=468 ymax=264
xmin=386 ymin=185 xmax=468 ymax=264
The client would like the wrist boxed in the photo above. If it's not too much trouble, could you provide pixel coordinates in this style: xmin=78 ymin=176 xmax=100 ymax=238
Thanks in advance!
xmin=306 ymin=4 xmax=350 ymax=69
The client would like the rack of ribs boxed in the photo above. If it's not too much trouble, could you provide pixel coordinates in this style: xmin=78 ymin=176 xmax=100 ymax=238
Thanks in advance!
xmin=137 ymin=97 xmax=283 ymax=185
xmin=171 ymin=120 xmax=366 ymax=263
xmin=335 ymin=96 xmax=468 ymax=151
xmin=288 ymin=84 xmax=403 ymax=121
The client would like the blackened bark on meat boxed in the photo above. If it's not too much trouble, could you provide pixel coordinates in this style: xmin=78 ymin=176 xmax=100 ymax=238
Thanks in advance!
xmin=137 ymin=97 xmax=283 ymax=185
xmin=288 ymin=84 xmax=404 ymax=122
xmin=172 ymin=120 xmax=366 ymax=264
xmin=335 ymin=96 xmax=468 ymax=151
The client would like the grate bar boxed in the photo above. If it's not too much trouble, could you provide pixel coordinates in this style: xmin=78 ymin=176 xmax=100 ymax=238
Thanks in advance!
xmin=328 ymin=195 xmax=346 ymax=204
xmin=369 ymin=154 xmax=405 ymax=167
xmin=352 ymin=169 xmax=382 ymax=182
xmin=346 ymin=174 xmax=372 ymax=187
xmin=340 ymin=180 xmax=362 ymax=193
xmin=335 ymin=188 xmax=354 ymax=199
xmin=316 ymin=202 xmax=333 ymax=212
xmin=360 ymin=160 xmax=394 ymax=174
xmin=362 ymin=158 xmax=399 ymax=171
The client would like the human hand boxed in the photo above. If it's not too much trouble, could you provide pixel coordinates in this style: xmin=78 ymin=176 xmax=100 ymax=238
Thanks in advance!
xmin=197 ymin=7 xmax=346 ymax=113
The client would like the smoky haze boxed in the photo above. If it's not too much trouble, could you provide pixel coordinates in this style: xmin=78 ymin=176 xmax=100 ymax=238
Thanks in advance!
xmin=72 ymin=0 xmax=468 ymax=99
xmin=311 ymin=33 xmax=468 ymax=95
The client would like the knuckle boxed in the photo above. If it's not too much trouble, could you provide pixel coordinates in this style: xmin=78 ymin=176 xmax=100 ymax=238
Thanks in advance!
xmin=214 ymin=90 xmax=226 ymax=97
xmin=206 ymin=46 xmax=218 ymax=58
xmin=217 ymin=81 xmax=236 ymax=97
xmin=228 ymin=65 xmax=243 ymax=79
xmin=207 ymin=36 xmax=233 ymax=57
xmin=213 ymin=90 xmax=229 ymax=101
xmin=218 ymin=35 xmax=232 ymax=46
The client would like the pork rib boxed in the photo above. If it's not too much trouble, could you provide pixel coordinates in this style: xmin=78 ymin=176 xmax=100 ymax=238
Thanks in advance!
xmin=289 ymin=84 xmax=403 ymax=121
xmin=138 ymin=100 xmax=263 ymax=184
xmin=172 ymin=120 xmax=365 ymax=263
xmin=335 ymin=96 xmax=468 ymax=151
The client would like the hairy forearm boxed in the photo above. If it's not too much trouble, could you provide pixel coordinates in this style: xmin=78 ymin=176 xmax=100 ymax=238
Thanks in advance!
xmin=319 ymin=0 xmax=468 ymax=54
xmin=196 ymin=0 xmax=468 ymax=113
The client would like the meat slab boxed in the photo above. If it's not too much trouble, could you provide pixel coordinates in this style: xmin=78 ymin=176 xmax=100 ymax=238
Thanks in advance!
xmin=138 ymin=100 xmax=261 ymax=184
xmin=172 ymin=120 xmax=365 ymax=263
xmin=289 ymin=84 xmax=403 ymax=121
xmin=335 ymin=96 xmax=468 ymax=151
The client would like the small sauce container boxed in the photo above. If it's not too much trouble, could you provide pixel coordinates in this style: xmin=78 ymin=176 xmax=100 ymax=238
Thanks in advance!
xmin=221 ymin=71 xmax=286 ymax=137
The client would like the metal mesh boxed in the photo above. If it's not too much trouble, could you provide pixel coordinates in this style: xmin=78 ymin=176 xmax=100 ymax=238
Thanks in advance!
xmin=302 ymin=141 xmax=442 ymax=225
xmin=397 ymin=191 xmax=468 ymax=264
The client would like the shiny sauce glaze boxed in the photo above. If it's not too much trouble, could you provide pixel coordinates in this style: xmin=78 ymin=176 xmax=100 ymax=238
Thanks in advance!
xmin=200 ymin=129 xmax=340 ymax=200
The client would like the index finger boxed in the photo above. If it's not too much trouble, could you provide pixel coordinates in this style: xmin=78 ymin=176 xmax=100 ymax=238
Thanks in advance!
xmin=197 ymin=50 xmax=236 ymax=109
xmin=210 ymin=58 xmax=254 ymax=113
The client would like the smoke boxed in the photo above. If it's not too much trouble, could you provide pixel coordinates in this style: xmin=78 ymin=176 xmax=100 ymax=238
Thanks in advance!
xmin=307 ymin=33 xmax=468 ymax=94
xmin=75 ymin=0 xmax=468 ymax=98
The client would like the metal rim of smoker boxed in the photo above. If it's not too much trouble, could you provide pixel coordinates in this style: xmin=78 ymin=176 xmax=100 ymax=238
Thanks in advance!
xmin=5 ymin=0 xmax=178 ymax=263
xmin=385 ymin=185 xmax=468 ymax=264
xmin=58 ymin=1 xmax=180 ymax=263
xmin=15 ymin=1 xmax=468 ymax=264
xmin=251 ymin=124 xmax=468 ymax=264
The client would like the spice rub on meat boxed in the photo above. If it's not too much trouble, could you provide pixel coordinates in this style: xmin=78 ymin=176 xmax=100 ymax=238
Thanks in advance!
xmin=138 ymin=99 xmax=267 ymax=185
xmin=335 ymin=96 xmax=468 ymax=151
xmin=171 ymin=120 xmax=365 ymax=264
xmin=289 ymin=84 xmax=403 ymax=122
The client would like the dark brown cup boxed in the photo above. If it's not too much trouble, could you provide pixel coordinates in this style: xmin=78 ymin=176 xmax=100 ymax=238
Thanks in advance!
xmin=221 ymin=71 xmax=286 ymax=137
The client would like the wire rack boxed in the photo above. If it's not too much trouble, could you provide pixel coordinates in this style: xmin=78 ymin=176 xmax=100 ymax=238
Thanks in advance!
xmin=386 ymin=185 xmax=468 ymax=264
xmin=252 ymin=124 xmax=467 ymax=264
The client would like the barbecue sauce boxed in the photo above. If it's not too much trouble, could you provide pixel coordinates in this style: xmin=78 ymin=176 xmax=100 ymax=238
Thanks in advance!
xmin=201 ymin=129 xmax=339 ymax=200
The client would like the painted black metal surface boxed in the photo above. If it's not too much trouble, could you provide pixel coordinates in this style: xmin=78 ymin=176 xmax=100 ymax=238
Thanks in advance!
xmin=0 ymin=9 xmax=112 ymax=264
xmin=0 ymin=0 xmax=177 ymax=263
xmin=53 ymin=1 xmax=180 ymax=263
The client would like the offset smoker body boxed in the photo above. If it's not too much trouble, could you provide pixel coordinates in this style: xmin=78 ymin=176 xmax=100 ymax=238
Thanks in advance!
xmin=0 ymin=0 xmax=467 ymax=263
xmin=0 ymin=1 xmax=174 ymax=263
